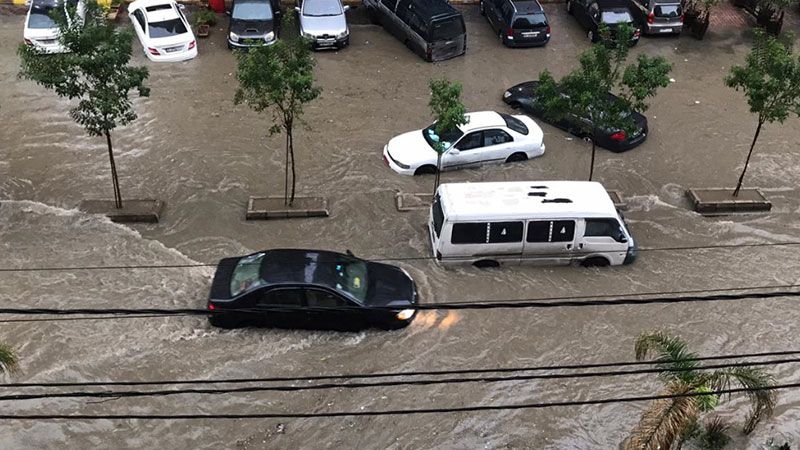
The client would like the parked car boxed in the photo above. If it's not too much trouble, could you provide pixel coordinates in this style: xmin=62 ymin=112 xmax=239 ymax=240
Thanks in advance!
xmin=296 ymin=0 xmax=350 ymax=49
xmin=480 ymin=0 xmax=550 ymax=47
xmin=383 ymin=111 xmax=545 ymax=176
xmin=23 ymin=0 xmax=84 ymax=53
xmin=503 ymin=80 xmax=648 ymax=152
xmin=363 ymin=0 xmax=466 ymax=62
xmin=208 ymin=249 xmax=419 ymax=330
xmin=129 ymin=0 xmax=197 ymax=62
xmin=566 ymin=0 xmax=640 ymax=43
xmin=628 ymin=0 xmax=682 ymax=35
xmin=429 ymin=181 xmax=637 ymax=267
xmin=227 ymin=0 xmax=280 ymax=49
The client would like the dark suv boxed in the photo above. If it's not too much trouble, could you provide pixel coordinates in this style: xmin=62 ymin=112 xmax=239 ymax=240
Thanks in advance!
xmin=208 ymin=249 xmax=419 ymax=330
xmin=480 ymin=0 xmax=550 ymax=47
xmin=567 ymin=0 xmax=640 ymax=44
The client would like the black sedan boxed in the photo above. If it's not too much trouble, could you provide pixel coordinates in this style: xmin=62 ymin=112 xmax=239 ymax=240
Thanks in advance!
xmin=566 ymin=0 xmax=640 ymax=44
xmin=502 ymin=80 xmax=648 ymax=152
xmin=208 ymin=249 xmax=418 ymax=330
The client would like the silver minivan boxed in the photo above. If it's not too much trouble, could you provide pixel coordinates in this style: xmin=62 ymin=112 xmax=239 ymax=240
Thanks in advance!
xmin=629 ymin=0 xmax=682 ymax=35
xmin=295 ymin=0 xmax=350 ymax=49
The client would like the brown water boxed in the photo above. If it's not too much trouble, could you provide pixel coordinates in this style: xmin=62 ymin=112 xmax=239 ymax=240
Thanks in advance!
xmin=1 ymin=5 xmax=800 ymax=449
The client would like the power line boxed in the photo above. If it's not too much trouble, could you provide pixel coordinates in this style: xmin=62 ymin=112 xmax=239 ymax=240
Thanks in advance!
xmin=2 ymin=357 xmax=798 ymax=402
xmin=0 ymin=288 xmax=798 ymax=317
xmin=0 ymin=382 xmax=795 ymax=421
xmin=6 ymin=348 xmax=800 ymax=388
xmin=1 ymin=241 xmax=798 ymax=273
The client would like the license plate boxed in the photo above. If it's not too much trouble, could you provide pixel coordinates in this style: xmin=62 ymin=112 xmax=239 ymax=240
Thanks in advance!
xmin=522 ymin=32 xmax=539 ymax=37
xmin=165 ymin=46 xmax=183 ymax=53
xmin=243 ymin=39 xmax=260 ymax=45
xmin=659 ymin=28 xmax=673 ymax=33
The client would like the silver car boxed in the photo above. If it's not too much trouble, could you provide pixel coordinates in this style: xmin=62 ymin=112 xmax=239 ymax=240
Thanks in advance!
xmin=295 ymin=0 xmax=350 ymax=49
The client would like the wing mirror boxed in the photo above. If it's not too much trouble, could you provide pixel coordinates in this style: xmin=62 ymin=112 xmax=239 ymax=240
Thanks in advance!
xmin=294 ymin=6 xmax=300 ymax=11
xmin=448 ymin=148 xmax=460 ymax=155
xmin=343 ymin=5 xmax=351 ymax=11
xmin=178 ymin=3 xmax=185 ymax=9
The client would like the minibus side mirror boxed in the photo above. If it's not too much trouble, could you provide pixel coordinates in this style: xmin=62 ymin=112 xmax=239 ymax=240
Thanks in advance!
xmin=617 ymin=235 xmax=628 ymax=243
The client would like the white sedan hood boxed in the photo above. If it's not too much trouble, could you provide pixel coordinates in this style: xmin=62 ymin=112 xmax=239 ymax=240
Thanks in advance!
xmin=386 ymin=130 xmax=436 ymax=166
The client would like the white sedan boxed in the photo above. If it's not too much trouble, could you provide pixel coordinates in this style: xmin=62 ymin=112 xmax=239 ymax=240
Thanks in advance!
xmin=383 ymin=111 xmax=545 ymax=176
xmin=23 ymin=0 xmax=83 ymax=54
xmin=129 ymin=0 xmax=197 ymax=62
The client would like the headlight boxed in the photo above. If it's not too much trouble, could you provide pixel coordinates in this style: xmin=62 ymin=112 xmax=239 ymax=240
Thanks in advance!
xmin=396 ymin=309 xmax=415 ymax=321
xmin=503 ymin=91 xmax=512 ymax=99
xmin=264 ymin=31 xmax=274 ymax=41
xmin=229 ymin=32 xmax=239 ymax=43
xmin=337 ymin=28 xmax=348 ymax=39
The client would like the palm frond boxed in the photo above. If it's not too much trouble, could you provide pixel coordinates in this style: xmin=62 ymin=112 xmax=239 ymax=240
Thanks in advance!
xmin=624 ymin=384 xmax=700 ymax=450
xmin=706 ymin=366 xmax=777 ymax=434
xmin=0 ymin=343 xmax=18 ymax=374
xmin=635 ymin=331 xmax=700 ymax=384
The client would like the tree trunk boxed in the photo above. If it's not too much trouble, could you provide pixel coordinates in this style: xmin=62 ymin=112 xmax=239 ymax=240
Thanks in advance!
xmin=588 ymin=138 xmax=596 ymax=182
xmin=433 ymin=152 xmax=443 ymax=196
xmin=105 ymin=130 xmax=123 ymax=209
xmin=283 ymin=126 xmax=290 ymax=206
xmin=734 ymin=118 xmax=763 ymax=197
xmin=288 ymin=124 xmax=296 ymax=207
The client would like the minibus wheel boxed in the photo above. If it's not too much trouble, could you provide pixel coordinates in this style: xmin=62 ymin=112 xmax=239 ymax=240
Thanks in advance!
xmin=473 ymin=259 xmax=500 ymax=268
xmin=581 ymin=257 xmax=610 ymax=267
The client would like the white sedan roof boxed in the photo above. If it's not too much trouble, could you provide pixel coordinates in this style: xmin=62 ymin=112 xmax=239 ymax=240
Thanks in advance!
xmin=130 ymin=0 xmax=179 ymax=20
xmin=459 ymin=111 xmax=507 ymax=131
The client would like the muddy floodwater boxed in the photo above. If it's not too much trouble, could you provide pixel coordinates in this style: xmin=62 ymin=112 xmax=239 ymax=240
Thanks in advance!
xmin=2 ymin=4 xmax=800 ymax=449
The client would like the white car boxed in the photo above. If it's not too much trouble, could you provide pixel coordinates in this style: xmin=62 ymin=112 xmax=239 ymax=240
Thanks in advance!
xmin=129 ymin=0 xmax=197 ymax=62
xmin=383 ymin=111 xmax=545 ymax=176
xmin=23 ymin=0 xmax=83 ymax=54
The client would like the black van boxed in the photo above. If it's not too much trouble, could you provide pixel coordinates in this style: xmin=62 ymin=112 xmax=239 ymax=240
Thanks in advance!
xmin=363 ymin=0 xmax=467 ymax=62
xmin=481 ymin=0 xmax=550 ymax=47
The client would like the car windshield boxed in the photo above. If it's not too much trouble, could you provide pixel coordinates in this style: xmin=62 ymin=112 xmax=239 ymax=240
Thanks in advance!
xmin=232 ymin=1 xmax=273 ymax=20
xmin=513 ymin=12 xmax=547 ymax=29
xmin=148 ymin=18 xmax=187 ymax=38
xmin=302 ymin=0 xmax=342 ymax=16
xmin=431 ymin=16 xmax=465 ymax=41
xmin=28 ymin=5 xmax=57 ymax=28
xmin=654 ymin=4 xmax=681 ymax=17
xmin=601 ymin=10 xmax=632 ymax=24
xmin=230 ymin=253 xmax=266 ymax=297
xmin=422 ymin=123 xmax=464 ymax=150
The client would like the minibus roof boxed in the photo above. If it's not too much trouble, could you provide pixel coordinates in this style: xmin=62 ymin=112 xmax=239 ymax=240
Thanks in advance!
xmin=437 ymin=181 xmax=619 ymax=222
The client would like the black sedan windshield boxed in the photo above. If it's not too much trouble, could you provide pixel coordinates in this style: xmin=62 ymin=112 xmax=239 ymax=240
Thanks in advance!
xmin=232 ymin=1 xmax=273 ymax=20
xmin=601 ymin=10 xmax=632 ymax=24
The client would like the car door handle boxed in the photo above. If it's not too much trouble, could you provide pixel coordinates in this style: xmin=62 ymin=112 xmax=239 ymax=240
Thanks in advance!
xmin=566 ymin=244 xmax=572 ymax=250
xmin=578 ymin=243 xmax=584 ymax=249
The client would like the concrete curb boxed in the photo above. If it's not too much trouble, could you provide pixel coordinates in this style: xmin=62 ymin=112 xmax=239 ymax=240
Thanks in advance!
xmin=79 ymin=199 xmax=164 ymax=223
xmin=686 ymin=188 xmax=772 ymax=215
xmin=246 ymin=196 xmax=329 ymax=220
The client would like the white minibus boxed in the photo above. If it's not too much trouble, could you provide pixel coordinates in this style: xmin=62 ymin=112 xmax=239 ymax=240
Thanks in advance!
xmin=429 ymin=181 xmax=638 ymax=267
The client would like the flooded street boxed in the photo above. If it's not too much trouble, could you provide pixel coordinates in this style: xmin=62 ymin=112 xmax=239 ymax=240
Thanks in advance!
xmin=2 ymin=4 xmax=800 ymax=448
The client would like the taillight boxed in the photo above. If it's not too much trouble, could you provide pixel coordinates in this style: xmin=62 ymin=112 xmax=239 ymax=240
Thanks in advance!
xmin=610 ymin=131 xmax=627 ymax=142
xmin=647 ymin=12 xmax=654 ymax=24
xmin=207 ymin=302 xmax=215 ymax=310
xmin=679 ymin=14 xmax=684 ymax=23
xmin=506 ymin=27 xmax=514 ymax=38
xmin=546 ymin=25 xmax=551 ymax=35
xmin=188 ymin=40 xmax=196 ymax=50
xmin=634 ymin=29 xmax=641 ymax=37
xmin=147 ymin=47 xmax=160 ymax=55
xmin=24 ymin=38 xmax=33 ymax=46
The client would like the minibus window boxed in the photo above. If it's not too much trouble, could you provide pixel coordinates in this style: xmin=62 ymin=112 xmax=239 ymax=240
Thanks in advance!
xmin=585 ymin=219 xmax=626 ymax=242
xmin=526 ymin=221 xmax=551 ymax=243
xmin=488 ymin=222 xmax=522 ymax=243
xmin=451 ymin=222 xmax=489 ymax=244
xmin=432 ymin=195 xmax=444 ymax=238
xmin=551 ymin=220 xmax=575 ymax=242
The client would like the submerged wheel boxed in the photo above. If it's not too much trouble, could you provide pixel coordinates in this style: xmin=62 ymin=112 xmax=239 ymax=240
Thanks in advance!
xmin=414 ymin=165 xmax=437 ymax=176
xmin=508 ymin=101 xmax=521 ymax=110
xmin=473 ymin=259 xmax=500 ymax=269
xmin=506 ymin=152 xmax=528 ymax=163
xmin=581 ymin=257 xmax=610 ymax=268
xmin=209 ymin=315 xmax=241 ymax=329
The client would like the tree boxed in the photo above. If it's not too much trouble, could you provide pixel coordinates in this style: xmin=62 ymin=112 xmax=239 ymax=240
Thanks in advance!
xmin=234 ymin=15 xmax=321 ymax=207
xmin=534 ymin=25 xmax=671 ymax=181
xmin=427 ymin=78 xmax=468 ymax=194
xmin=18 ymin=0 xmax=149 ymax=209
xmin=0 ymin=343 xmax=18 ymax=375
xmin=624 ymin=331 xmax=777 ymax=450
xmin=725 ymin=30 xmax=800 ymax=197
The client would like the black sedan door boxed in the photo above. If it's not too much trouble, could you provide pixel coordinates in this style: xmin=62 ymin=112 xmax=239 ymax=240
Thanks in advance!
xmin=256 ymin=287 xmax=307 ymax=328
xmin=304 ymin=288 xmax=368 ymax=331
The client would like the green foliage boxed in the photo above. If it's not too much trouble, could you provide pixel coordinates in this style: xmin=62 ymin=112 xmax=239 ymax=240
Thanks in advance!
xmin=694 ymin=417 xmax=732 ymax=450
xmin=194 ymin=8 xmax=217 ymax=27
xmin=17 ymin=0 xmax=149 ymax=208
xmin=0 ymin=343 xmax=18 ymax=374
xmin=625 ymin=331 xmax=778 ymax=449
xmin=234 ymin=14 xmax=321 ymax=206
xmin=427 ymin=78 xmax=468 ymax=156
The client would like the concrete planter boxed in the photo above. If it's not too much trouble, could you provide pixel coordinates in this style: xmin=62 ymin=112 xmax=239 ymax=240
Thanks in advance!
xmin=246 ymin=196 xmax=329 ymax=220
xmin=79 ymin=199 xmax=164 ymax=223
xmin=606 ymin=190 xmax=626 ymax=210
xmin=686 ymin=188 xmax=772 ymax=214
xmin=395 ymin=192 xmax=433 ymax=212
